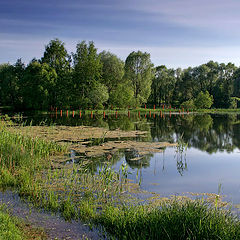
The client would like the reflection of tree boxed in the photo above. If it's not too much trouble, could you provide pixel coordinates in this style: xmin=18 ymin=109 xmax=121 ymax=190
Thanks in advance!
xmin=16 ymin=112 xmax=240 ymax=154
xmin=124 ymin=149 xmax=152 ymax=169
xmin=174 ymin=142 xmax=188 ymax=176
xmin=68 ymin=150 xmax=125 ymax=173
xmin=151 ymin=114 xmax=240 ymax=153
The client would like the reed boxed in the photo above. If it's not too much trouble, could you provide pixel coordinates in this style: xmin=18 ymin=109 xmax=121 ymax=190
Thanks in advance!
xmin=97 ymin=199 xmax=240 ymax=240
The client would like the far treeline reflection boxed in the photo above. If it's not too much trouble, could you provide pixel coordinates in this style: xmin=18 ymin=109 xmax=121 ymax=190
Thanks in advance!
xmin=21 ymin=112 xmax=240 ymax=154
xmin=1 ymin=39 xmax=240 ymax=111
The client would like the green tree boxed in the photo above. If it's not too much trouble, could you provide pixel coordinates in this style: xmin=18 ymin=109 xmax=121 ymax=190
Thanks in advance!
xmin=99 ymin=51 xmax=132 ymax=108
xmin=178 ymin=67 xmax=196 ymax=103
xmin=72 ymin=41 xmax=103 ymax=108
xmin=41 ymin=39 xmax=70 ymax=73
xmin=233 ymin=68 xmax=240 ymax=101
xmin=88 ymin=82 xmax=109 ymax=109
xmin=213 ymin=63 xmax=237 ymax=108
xmin=99 ymin=51 xmax=124 ymax=94
xmin=0 ymin=60 xmax=24 ymax=108
xmin=150 ymin=65 xmax=176 ymax=106
xmin=41 ymin=39 xmax=71 ymax=107
xmin=193 ymin=64 xmax=210 ymax=93
xmin=124 ymin=51 xmax=153 ymax=107
xmin=21 ymin=61 xmax=57 ymax=110
xmin=180 ymin=99 xmax=196 ymax=110
xmin=194 ymin=91 xmax=213 ymax=109
xmin=109 ymin=84 xmax=134 ymax=108
xmin=206 ymin=61 xmax=219 ymax=95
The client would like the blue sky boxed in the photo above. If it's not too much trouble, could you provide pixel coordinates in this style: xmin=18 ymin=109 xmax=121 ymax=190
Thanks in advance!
xmin=1 ymin=0 xmax=240 ymax=68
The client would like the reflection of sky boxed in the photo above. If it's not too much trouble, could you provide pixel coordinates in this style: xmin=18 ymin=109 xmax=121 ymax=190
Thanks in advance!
xmin=113 ymin=147 xmax=240 ymax=205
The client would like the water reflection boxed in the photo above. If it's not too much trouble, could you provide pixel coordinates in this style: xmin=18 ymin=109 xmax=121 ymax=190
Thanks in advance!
xmin=18 ymin=112 xmax=240 ymax=154
xmin=151 ymin=113 xmax=240 ymax=153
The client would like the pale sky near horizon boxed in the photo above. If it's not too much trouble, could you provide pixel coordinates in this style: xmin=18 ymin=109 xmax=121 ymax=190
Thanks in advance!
xmin=1 ymin=0 xmax=240 ymax=68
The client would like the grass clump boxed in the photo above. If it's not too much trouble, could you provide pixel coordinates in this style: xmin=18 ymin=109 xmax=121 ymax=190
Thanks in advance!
xmin=0 ymin=119 xmax=67 ymax=189
xmin=97 ymin=199 xmax=240 ymax=240
xmin=0 ymin=205 xmax=24 ymax=240
xmin=0 ymin=204 xmax=46 ymax=240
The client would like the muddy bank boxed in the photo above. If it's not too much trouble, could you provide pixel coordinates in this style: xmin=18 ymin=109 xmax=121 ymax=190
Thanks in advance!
xmin=0 ymin=191 xmax=103 ymax=240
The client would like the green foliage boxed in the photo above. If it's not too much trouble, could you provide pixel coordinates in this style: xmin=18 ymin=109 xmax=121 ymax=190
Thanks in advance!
xmin=21 ymin=61 xmax=57 ymax=110
xmin=41 ymin=38 xmax=70 ymax=74
xmin=0 ymin=60 xmax=24 ymax=108
xmin=109 ymin=84 xmax=134 ymax=108
xmin=180 ymin=99 xmax=196 ymax=110
xmin=41 ymin=38 xmax=72 ymax=107
xmin=1 ymin=39 xmax=240 ymax=110
xmin=99 ymin=51 xmax=124 ymax=93
xmin=72 ymin=41 xmax=102 ymax=108
xmin=124 ymin=51 xmax=153 ymax=107
xmin=88 ymin=82 xmax=109 ymax=108
xmin=194 ymin=91 xmax=214 ymax=109
xmin=150 ymin=65 xmax=176 ymax=106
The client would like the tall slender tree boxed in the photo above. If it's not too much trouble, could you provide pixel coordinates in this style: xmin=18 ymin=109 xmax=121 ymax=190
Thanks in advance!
xmin=41 ymin=39 xmax=71 ymax=107
xmin=72 ymin=41 xmax=105 ymax=108
xmin=124 ymin=51 xmax=153 ymax=106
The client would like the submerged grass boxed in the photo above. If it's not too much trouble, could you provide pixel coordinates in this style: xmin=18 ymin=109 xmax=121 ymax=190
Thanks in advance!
xmin=0 ymin=204 xmax=24 ymax=240
xmin=0 ymin=203 xmax=46 ymax=240
xmin=0 ymin=117 xmax=240 ymax=239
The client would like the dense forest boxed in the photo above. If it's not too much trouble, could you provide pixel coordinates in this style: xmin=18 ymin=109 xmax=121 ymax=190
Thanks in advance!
xmin=1 ymin=38 xmax=240 ymax=110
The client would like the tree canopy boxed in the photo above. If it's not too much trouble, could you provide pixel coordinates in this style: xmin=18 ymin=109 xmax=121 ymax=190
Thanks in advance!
xmin=1 ymin=39 xmax=240 ymax=110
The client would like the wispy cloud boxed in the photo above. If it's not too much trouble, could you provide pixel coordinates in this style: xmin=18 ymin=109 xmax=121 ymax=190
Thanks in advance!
xmin=1 ymin=33 xmax=239 ymax=68
xmin=1 ymin=0 xmax=240 ymax=67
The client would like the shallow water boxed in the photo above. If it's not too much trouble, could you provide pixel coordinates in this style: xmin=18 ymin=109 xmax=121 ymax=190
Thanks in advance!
xmin=0 ymin=191 xmax=103 ymax=239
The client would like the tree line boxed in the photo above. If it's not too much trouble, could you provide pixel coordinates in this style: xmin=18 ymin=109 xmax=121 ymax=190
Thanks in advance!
xmin=1 ymin=38 xmax=240 ymax=110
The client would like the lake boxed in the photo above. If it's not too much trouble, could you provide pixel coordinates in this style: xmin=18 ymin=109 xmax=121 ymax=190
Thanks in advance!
xmin=9 ymin=111 xmax=240 ymax=207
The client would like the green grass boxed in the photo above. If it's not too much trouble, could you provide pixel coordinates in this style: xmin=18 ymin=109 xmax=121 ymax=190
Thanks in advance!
xmin=97 ymin=199 xmax=240 ymax=240
xmin=0 ymin=118 xmax=67 ymax=189
xmin=0 ymin=205 xmax=24 ymax=240
xmin=0 ymin=204 xmax=46 ymax=240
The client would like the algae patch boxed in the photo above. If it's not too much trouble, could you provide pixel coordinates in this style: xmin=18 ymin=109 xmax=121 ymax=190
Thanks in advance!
xmin=11 ymin=125 xmax=176 ymax=160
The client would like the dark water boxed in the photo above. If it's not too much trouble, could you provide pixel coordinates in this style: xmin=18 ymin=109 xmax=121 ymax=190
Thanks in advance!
xmin=6 ymin=112 xmax=240 ymax=206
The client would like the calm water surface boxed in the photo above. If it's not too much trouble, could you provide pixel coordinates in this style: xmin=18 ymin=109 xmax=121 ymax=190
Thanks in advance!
xmin=10 ymin=112 xmax=240 ymax=205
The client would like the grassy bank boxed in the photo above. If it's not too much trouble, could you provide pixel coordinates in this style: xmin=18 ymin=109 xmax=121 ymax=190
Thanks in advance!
xmin=97 ymin=199 xmax=240 ymax=240
xmin=0 ymin=205 xmax=25 ymax=240
xmin=0 ymin=204 xmax=46 ymax=240
xmin=51 ymin=107 xmax=240 ymax=116
xmin=0 ymin=117 xmax=240 ymax=239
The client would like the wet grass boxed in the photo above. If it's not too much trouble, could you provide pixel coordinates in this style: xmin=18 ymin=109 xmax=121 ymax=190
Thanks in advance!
xmin=97 ymin=199 xmax=240 ymax=240
xmin=0 ymin=205 xmax=24 ymax=240
xmin=0 ymin=204 xmax=46 ymax=240
xmin=0 ymin=117 xmax=240 ymax=239
xmin=0 ymin=117 xmax=67 ymax=189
